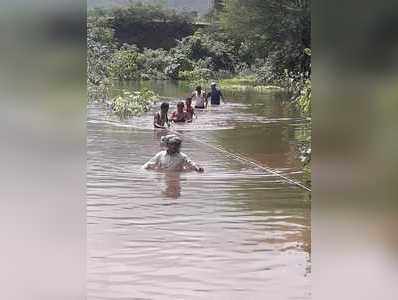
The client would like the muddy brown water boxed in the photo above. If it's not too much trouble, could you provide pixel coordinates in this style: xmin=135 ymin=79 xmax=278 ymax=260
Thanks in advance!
xmin=87 ymin=81 xmax=311 ymax=299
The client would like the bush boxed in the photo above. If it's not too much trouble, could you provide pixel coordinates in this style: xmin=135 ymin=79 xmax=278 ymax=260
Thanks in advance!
xmin=87 ymin=15 xmax=116 ymax=101
xmin=178 ymin=67 xmax=213 ymax=81
xmin=297 ymin=79 xmax=311 ymax=115
xmin=137 ymin=48 xmax=174 ymax=80
xmin=88 ymin=79 xmax=112 ymax=102
xmin=108 ymin=48 xmax=140 ymax=80
xmin=173 ymin=32 xmax=237 ymax=73
xmin=111 ymin=89 xmax=158 ymax=118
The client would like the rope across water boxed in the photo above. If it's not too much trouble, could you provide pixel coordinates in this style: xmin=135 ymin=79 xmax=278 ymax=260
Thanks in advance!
xmin=166 ymin=127 xmax=312 ymax=192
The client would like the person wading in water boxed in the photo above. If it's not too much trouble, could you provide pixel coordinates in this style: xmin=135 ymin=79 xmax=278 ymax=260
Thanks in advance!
xmin=171 ymin=101 xmax=190 ymax=123
xmin=143 ymin=134 xmax=204 ymax=172
xmin=189 ymin=86 xmax=207 ymax=109
xmin=154 ymin=102 xmax=170 ymax=129
xmin=207 ymin=82 xmax=225 ymax=105
xmin=185 ymin=97 xmax=195 ymax=121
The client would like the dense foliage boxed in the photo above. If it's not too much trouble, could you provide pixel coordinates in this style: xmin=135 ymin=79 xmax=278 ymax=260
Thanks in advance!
xmin=88 ymin=1 xmax=311 ymax=116
xmin=220 ymin=0 xmax=310 ymax=74
xmin=219 ymin=0 xmax=311 ymax=116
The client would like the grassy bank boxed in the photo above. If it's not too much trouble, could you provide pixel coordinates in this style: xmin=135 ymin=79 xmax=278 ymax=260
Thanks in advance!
xmin=219 ymin=76 xmax=284 ymax=93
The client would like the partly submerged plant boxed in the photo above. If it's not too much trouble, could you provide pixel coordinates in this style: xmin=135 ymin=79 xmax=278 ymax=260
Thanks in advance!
xmin=297 ymin=79 xmax=311 ymax=115
xmin=111 ymin=88 xmax=157 ymax=118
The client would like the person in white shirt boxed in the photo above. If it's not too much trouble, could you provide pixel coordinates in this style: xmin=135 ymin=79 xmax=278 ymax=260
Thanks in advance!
xmin=143 ymin=134 xmax=204 ymax=172
xmin=189 ymin=85 xmax=208 ymax=109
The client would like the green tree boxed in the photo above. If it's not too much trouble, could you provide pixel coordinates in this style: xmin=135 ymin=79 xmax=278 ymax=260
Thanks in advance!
xmin=220 ymin=0 xmax=310 ymax=74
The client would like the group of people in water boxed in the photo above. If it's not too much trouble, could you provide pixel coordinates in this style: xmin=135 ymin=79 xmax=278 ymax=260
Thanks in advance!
xmin=144 ymin=82 xmax=224 ymax=173
xmin=153 ymin=83 xmax=224 ymax=129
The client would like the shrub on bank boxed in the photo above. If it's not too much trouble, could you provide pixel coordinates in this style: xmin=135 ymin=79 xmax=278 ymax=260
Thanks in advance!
xmin=111 ymin=89 xmax=158 ymax=118
xmin=108 ymin=48 xmax=139 ymax=80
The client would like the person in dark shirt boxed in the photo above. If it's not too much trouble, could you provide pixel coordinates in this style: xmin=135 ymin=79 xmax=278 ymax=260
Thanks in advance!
xmin=207 ymin=82 xmax=225 ymax=105
xmin=154 ymin=102 xmax=170 ymax=129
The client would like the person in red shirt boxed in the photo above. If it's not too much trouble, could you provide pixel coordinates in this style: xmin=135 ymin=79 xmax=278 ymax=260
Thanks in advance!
xmin=171 ymin=101 xmax=189 ymax=123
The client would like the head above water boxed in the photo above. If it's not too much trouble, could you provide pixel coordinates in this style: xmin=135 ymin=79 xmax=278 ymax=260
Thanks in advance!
xmin=160 ymin=102 xmax=169 ymax=113
xmin=161 ymin=134 xmax=182 ymax=154
xmin=177 ymin=101 xmax=185 ymax=112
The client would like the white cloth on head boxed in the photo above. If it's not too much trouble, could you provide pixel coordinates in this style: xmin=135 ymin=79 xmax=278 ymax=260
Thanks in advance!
xmin=143 ymin=150 xmax=199 ymax=171
xmin=161 ymin=134 xmax=181 ymax=147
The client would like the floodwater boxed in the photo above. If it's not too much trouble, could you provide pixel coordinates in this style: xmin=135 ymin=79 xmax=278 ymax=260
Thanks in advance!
xmin=87 ymin=81 xmax=311 ymax=299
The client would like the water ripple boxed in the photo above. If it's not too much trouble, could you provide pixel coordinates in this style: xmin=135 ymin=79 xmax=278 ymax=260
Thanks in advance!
xmin=87 ymin=94 xmax=310 ymax=299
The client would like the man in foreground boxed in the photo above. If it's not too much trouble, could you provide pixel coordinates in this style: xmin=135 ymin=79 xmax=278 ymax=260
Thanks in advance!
xmin=143 ymin=134 xmax=204 ymax=172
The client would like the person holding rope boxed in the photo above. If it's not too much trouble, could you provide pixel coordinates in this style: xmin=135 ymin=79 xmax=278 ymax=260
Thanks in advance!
xmin=143 ymin=134 xmax=204 ymax=172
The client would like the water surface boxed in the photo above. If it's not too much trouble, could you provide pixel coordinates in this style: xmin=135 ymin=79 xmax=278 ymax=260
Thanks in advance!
xmin=87 ymin=81 xmax=311 ymax=299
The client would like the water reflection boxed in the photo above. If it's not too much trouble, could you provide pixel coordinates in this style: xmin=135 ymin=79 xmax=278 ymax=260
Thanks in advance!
xmin=153 ymin=127 xmax=168 ymax=140
xmin=161 ymin=172 xmax=182 ymax=199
